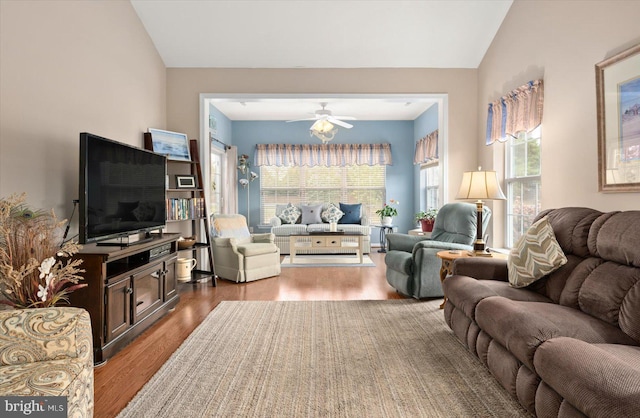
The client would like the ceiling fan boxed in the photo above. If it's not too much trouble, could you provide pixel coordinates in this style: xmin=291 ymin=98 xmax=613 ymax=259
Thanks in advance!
xmin=286 ymin=103 xmax=356 ymax=143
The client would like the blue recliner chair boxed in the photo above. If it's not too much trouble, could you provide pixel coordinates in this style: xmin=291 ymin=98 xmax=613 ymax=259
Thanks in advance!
xmin=384 ymin=202 xmax=491 ymax=299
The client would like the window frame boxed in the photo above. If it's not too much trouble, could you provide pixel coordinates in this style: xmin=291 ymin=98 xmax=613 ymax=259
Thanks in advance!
xmin=504 ymin=127 xmax=542 ymax=247
xmin=419 ymin=160 xmax=440 ymax=211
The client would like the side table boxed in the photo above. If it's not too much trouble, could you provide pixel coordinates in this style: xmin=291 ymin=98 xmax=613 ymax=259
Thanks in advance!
xmin=372 ymin=224 xmax=395 ymax=253
xmin=436 ymin=250 xmax=507 ymax=309
xmin=408 ymin=229 xmax=432 ymax=237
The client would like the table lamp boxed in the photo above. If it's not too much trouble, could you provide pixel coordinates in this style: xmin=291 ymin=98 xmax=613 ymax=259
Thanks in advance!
xmin=456 ymin=167 xmax=506 ymax=256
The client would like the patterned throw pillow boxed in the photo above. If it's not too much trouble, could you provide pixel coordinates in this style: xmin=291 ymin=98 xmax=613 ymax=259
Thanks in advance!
xmin=301 ymin=204 xmax=324 ymax=225
xmin=279 ymin=204 xmax=301 ymax=225
xmin=321 ymin=203 xmax=344 ymax=223
xmin=508 ymin=216 xmax=568 ymax=288
xmin=339 ymin=203 xmax=362 ymax=224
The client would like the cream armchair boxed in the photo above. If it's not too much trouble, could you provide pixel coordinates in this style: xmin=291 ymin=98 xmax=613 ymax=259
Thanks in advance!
xmin=211 ymin=214 xmax=281 ymax=283
xmin=0 ymin=307 xmax=94 ymax=418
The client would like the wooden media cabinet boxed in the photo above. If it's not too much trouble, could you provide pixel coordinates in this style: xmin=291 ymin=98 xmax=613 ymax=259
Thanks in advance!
xmin=70 ymin=233 xmax=180 ymax=364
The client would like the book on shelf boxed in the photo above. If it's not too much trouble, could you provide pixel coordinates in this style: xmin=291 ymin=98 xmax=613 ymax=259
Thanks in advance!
xmin=166 ymin=197 xmax=205 ymax=220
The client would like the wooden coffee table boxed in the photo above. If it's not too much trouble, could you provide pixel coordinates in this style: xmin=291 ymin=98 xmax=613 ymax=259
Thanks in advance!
xmin=289 ymin=232 xmax=365 ymax=264
xmin=436 ymin=250 xmax=508 ymax=309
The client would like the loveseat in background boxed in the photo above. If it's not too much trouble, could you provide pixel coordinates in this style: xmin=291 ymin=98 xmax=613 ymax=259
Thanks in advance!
xmin=443 ymin=207 xmax=640 ymax=417
xmin=269 ymin=203 xmax=371 ymax=255
xmin=0 ymin=307 xmax=94 ymax=418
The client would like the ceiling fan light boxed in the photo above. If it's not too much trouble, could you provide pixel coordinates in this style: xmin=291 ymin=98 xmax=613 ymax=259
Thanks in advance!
xmin=310 ymin=119 xmax=335 ymax=134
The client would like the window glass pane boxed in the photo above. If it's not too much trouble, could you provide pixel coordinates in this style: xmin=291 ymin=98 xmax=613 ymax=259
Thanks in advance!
xmin=260 ymin=165 xmax=386 ymax=224
xmin=210 ymin=147 xmax=223 ymax=214
xmin=505 ymin=127 xmax=542 ymax=247
xmin=526 ymin=137 xmax=541 ymax=176
xmin=419 ymin=162 xmax=440 ymax=211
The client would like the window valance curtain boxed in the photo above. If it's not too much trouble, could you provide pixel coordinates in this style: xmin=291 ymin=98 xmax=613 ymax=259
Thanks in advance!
xmin=486 ymin=79 xmax=544 ymax=145
xmin=254 ymin=143 xmax=392 ymax=167
xmin=414 ymin=129 xmax=438 ymax=164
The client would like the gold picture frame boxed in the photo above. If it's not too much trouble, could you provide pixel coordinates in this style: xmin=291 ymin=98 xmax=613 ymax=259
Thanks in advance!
xmin=596 ymin=43 xmax=640 ymax=192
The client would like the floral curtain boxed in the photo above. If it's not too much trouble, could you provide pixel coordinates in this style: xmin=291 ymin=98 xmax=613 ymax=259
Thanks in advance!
xmin=254 ymin=143 xmax=392 ymax=167
xmin=413 ymin=129 xmax=438 ymax=164
xmin=486 ymin=79 xmax=544 ymax=145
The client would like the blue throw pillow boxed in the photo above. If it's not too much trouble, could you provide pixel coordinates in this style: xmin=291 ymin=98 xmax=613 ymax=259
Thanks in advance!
xmin=339 ymin=203 xmax=361 ymax=224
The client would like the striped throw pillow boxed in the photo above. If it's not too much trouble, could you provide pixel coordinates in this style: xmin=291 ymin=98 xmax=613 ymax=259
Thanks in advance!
xmin=508 ymin=216 xmax=567 ymax=288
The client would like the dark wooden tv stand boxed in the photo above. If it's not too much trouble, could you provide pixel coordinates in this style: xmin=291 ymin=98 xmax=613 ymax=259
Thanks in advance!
xmin=70 ymin=233 xmax=180 ymax=364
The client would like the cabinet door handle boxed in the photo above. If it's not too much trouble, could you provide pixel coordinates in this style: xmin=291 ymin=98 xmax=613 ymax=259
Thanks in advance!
xmin=136 ymin=301 xmax=144 ymax=307
xmin=126 ymin=287 xmax=133 ymax=294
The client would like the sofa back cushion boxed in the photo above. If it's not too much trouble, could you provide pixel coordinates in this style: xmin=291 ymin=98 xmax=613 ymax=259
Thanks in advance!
xmin=534 ymin=208 xmax=640 ymax=344
xmin=526 ymin=208 xmax=603 ymax=302
xmin=430 ymin=202 xmax=490 ymax=245
xmin=584 ymin=211 xmax=640 ymax=343
xmin=211 ymin=214 xmax=251 ymax=238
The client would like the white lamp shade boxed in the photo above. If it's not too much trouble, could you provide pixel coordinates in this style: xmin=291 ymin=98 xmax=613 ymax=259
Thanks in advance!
xmin=456 ymin=170 xmax=506 ymax=200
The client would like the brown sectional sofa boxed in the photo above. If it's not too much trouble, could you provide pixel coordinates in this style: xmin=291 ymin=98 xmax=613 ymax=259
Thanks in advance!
xmin=442 ymin=207 xmax=640 ymax=417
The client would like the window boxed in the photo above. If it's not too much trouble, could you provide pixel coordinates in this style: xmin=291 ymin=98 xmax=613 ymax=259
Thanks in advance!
xmin=209 ymin=145 xmax=224 ymax=215
xmin=260 ymin=165 xmax=386 ymax=224
xmin=419 ymin=161 xmax=440 ymax=210
xmin=505 ymin=126 xmax=541 ymax=247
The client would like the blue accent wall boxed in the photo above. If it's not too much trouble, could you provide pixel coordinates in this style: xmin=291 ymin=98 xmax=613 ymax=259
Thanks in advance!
xmin=412 ymin=104 xmax=440 ymax=220
xmin=232 ymin=120 xmax=416 ymax=241
xmin=209 ymin=104 xmax=232 ymax=150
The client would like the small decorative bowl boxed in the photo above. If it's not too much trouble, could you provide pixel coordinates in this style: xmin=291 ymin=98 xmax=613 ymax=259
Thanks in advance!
xmin=178 ymin=237 xmax=196 ymax=250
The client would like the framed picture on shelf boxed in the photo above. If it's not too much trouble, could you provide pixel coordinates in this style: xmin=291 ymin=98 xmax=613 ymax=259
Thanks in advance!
xmin=175 ymin=175 xmax=197 ymax=189
xmin=148 ymin=128 xmax=192 ymax=161
xmin=596 ymin=43 xmax=640 ymax=192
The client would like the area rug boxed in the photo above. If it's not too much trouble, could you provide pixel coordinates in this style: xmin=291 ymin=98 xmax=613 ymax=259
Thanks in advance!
xmin=117 ymin=300 xmax=530 ymax=418
xmin=281 ymin=254 xmax=375 ymax=267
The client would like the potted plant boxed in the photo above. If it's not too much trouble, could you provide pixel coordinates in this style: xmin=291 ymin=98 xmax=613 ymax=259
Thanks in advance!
xmin=415 ymin=208 xmax=438 ymax=232
xmin=375 ymin=199 xmax=399 ymax=226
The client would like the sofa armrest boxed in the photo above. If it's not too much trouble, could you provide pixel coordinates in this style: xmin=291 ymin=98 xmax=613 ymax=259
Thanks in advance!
xmin=413 ymin=240 xmax=473 ymax=253
xmin=452 ymin=257 xmax=508 ymax=281
xmin=0 ymin=307 xmax=92 ymax=366
xmin=360 ymin=214 xmax=369 ymax=226
xmin=212 ymin=237 xmax=239 ymax=253
xmin=251 ymin=233 xmax=275 ymax=243
xmin=269 ymin=216 xmax=282 ymax=227
xmin=386 ymin=233 xmax=432 ymax=252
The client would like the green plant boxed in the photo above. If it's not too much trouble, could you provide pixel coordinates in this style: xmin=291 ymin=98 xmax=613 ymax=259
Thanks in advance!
xmin=415 ymin=208 xmax=438 ymax=222
xmin=0 ymin=193 xmax=86 ymax=308
xmin=375 ymin=199 xmax=399 ymax=217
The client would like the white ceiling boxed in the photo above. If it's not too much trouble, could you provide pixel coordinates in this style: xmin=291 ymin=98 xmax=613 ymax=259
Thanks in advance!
xmin=206 ymin=95 xmax=440 ymax=121
xmin=131 ymin=0 xmax=513 ymax=121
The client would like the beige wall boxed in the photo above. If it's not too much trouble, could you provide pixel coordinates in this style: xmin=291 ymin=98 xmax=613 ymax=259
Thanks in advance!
xmin=0 ymin=0 xmax=166 ymax=219
xmin=478 ymin=0 xmax=640 ymax=247
xmin=167 ymin=68 xmax=478 ymax=202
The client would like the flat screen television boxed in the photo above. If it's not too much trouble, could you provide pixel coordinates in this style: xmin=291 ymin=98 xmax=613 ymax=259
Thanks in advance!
xmin=79 ymin=132 xmax=167 ymax=245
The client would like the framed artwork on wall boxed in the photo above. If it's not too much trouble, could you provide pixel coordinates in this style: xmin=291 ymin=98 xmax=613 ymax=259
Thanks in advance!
xmin=596 ymin=43 xmax=640 ymax=192
xmin=148 ymin=128 xmax=192 ymax=161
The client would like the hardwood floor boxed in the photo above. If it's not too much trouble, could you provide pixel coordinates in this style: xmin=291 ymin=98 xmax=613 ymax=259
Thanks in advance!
xmin=93 ymin=251 xmax=409 ymax=417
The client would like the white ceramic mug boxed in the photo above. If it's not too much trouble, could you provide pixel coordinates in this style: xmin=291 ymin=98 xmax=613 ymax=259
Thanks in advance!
xmin=176 ymin=257 xmax=197 ymax=281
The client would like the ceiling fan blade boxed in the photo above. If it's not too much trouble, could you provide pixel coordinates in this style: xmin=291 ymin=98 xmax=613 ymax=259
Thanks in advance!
xmin=286 ymin=118 xmax=317 ymax=123
xmin=331 ymin=115 xmax=357 ymax=120
xmin=328 ymin=117 xmax=353 ymax=129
